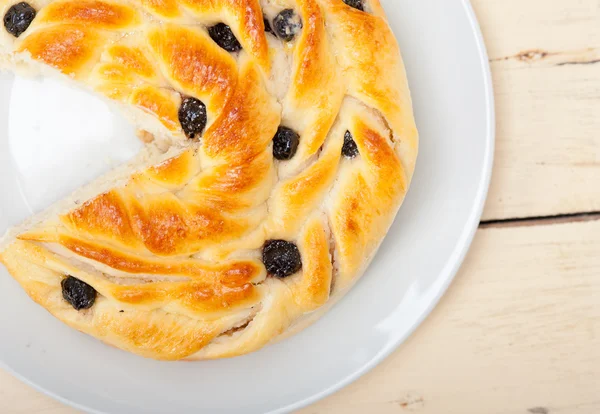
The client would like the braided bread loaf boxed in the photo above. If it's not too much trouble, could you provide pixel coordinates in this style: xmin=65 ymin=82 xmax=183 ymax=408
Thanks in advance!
xmin=0 ymin=0 xmax=418 ymax=360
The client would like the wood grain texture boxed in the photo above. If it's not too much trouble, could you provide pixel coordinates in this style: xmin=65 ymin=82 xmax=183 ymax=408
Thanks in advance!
xmin=2 ymin=220 xmax=600 ymax=413
xmin=476 ymin=0 xmax=600 ymax=220
xmin=301 ymin=219 xmax=600 ymax=414
xmin=2 ymin=0 xmax=600 ymax=412
xmin=0 ymin=370 xmax=77 ymax=414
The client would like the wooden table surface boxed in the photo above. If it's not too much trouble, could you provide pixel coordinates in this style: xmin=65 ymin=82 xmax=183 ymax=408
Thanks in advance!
xmin=2 ymin=0 xmax=599 ymax=412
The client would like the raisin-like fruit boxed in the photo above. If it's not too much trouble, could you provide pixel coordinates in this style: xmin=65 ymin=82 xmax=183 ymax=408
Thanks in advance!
xmin=272 ymin=126 xmax=300 ymax=160
xmin=61 ymin=276 xmax=97 ymax=311
xmin=208 ymin=23 xmax=242 ymax=52
xmin=264 ymin=16 xmax=273 ymax=34
xmin=178 ymin=97 xmax=207 ymax=139
xmin=273 ymin=9 xmax=302 ymax=42
xmin=343 ymin=0 xmax=364 ymax=11
xmin=4 ymin=2 xmax=36 ymax=38
xmin=263 ymin=240 xmax=302 ymax=278
xmin=342 ymin=130 xmax=359 ymax=158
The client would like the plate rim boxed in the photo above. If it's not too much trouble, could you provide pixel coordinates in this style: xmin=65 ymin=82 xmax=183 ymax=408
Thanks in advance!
xmin=271 ymin=0 xmax=496 ymax=412
xmin=0 ymin=0 xmax=495 ymax=412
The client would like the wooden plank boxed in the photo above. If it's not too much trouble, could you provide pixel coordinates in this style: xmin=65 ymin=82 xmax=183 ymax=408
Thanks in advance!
xmin=299 ymin=219 xmax=600 ymax=414
xmin=2 ymin=219 xmax=600 ymax=413
xmin=0 ymin=370 xmax=77 ymax=414
xmin=473 ymin=0 xmax=600 ymax=220
xmin=2 ymin=1 xmax=600 ymax=412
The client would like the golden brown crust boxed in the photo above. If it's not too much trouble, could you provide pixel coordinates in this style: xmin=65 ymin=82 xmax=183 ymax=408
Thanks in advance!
xmin=38 ymin=0 xmax=141 ymax=29
xmin=146 ymin=25 xmax=238 ymax=116
xmin=0 ymin=0 xmax=418 ymax=360
xmin=18 ymin=24 xmax=108 ymax=77
xmin=129 ymin=86 xmax=181 ymax=132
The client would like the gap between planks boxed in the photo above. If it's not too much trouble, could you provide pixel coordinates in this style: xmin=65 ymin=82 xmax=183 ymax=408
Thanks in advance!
xmin=480 ymin=211 xmax=600 ymax=229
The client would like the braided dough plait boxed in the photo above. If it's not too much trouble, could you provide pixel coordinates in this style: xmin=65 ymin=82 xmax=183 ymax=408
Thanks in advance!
xmin=0 ymin=0 xmax=418 ymax=360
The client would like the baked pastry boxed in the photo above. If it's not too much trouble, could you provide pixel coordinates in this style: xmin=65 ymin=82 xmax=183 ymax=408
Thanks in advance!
xmin=0 ymin=0 xmax=418 ymax=360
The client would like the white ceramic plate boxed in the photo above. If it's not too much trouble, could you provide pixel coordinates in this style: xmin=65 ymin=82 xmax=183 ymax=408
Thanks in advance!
xmin=0 ymin=0 xmax=494 ymax=412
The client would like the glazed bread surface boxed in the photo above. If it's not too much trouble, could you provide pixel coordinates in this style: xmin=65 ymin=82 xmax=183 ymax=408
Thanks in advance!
xmin=0 ymin=0 xmax=418 ymax=360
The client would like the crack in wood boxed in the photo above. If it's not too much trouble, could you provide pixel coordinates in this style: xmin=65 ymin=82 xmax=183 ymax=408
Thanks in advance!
xmin=490 ymin=49 xmax=552 ymax=62
xmin=490 ymin=48 xmax=600 ymax=67
xmin=480 ymin=212 xmax=600 ymax=229
xmin=394 ymin=395 xmax=425 ymax=410
xmin=556 ymin=59 xmax=600 ymax=66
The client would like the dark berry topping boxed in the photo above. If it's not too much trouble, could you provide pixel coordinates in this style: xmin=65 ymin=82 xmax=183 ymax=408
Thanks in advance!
xmin=342 ymin=130 xmax=359 ymax=158
xmin=272 ymin=126 xmax=300 ymax=160
xmin=263 ymin=16 xmax=273 ymax=34
xmin=263 ymin=240 xmax=302 ymax=278
xmin=178 ymin=97 xmax=207 ymax=139
xmin=208 ymin=23 xmax=242 ymax=52
xmin=4 ymin=2 xmax=36 ymax=38
xmin=273 ymin=9 xmax=302 ymax=42
xmin=61 ymin=276 xmax=97 ymax=311
xmin=343 ymin=0 xmax=364 ymax=11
